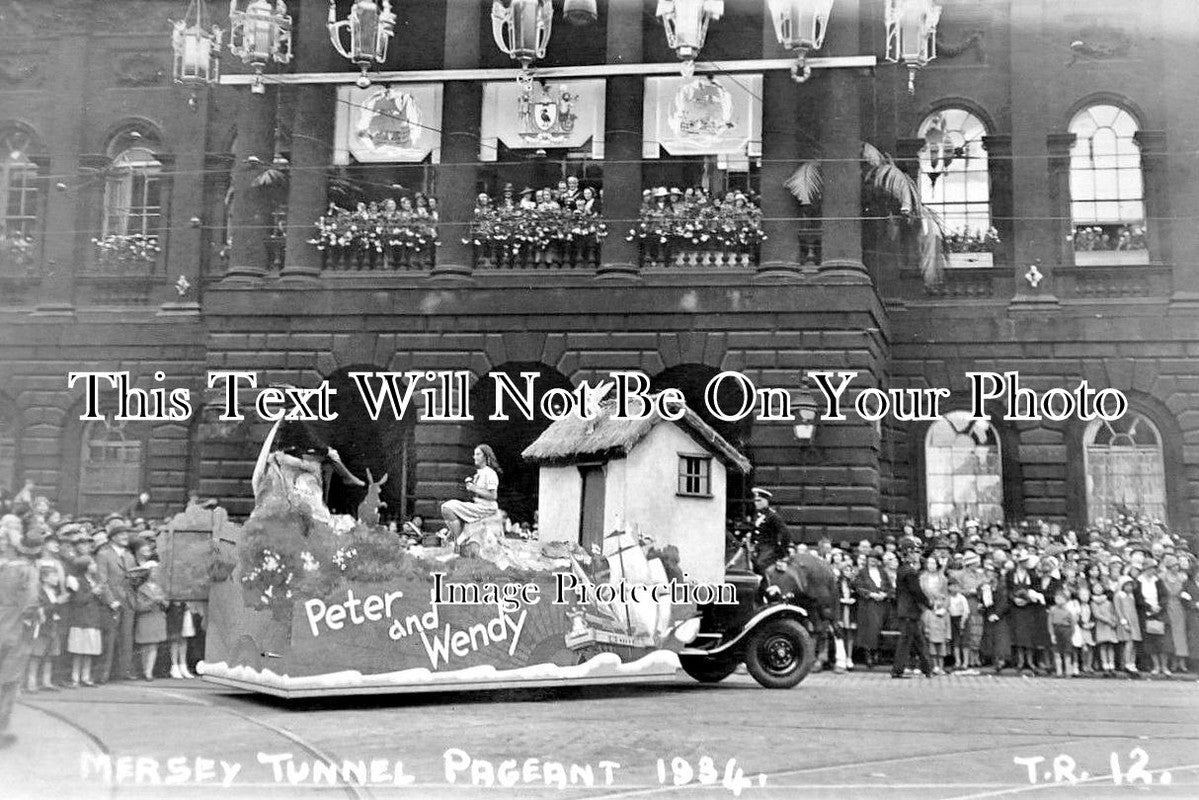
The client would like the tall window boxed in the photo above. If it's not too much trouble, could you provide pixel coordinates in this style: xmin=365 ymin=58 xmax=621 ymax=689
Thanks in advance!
xmin=2 ymin=152 xmax=38 ymax=239
xmin=103 ymin=146 xmax=162 ymax=238
xmin=1069 ymin=104 xmax=1147 ymax=258
xmin=78 ymin=420 xmax=144 ymax=514
xmin=925 ymin=411 xmax=1003 ymax=525
xmin=918 ymin=109 xmax=991 ymax=240
xmin=1084 ymin=414 xmax=1166 ymax=523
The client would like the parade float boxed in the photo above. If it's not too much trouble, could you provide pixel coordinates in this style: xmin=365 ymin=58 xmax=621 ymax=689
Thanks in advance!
xmin=198 ymin=395 xmax=833 ymax=698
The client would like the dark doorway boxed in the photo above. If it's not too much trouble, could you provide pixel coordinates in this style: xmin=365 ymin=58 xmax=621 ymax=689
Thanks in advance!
xmin=470 ymin=363 xmax=575 ymax=526
xmin=578 ymin=464 xmax=606 ymax=553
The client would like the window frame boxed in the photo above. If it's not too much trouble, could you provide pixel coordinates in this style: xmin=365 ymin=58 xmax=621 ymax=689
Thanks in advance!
xmin=1082 ymin=414 xmax=1167 ymax=525
xmin=923 ymin=411 xmax=1005 ymax=526
xmin=102 ymin=146 xmax=163 ymax=239
xmin=1067 ymin=103 xmax=1147 ymax=262
xmin=677 ymin=453 xmax=713 ymax=498
xmin=917 ymin=107 xmax=993 ymax=247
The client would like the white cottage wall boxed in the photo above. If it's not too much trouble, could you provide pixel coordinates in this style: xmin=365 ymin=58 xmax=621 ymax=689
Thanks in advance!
xmin=609 ymin=423 xmax=728 ymax=584
xmin=536 ymin=464 xmax=583 ymax=543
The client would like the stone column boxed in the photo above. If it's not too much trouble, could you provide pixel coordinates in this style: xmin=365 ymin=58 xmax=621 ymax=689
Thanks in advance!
xmin=1163 ymin=0 xmax=1199 ymax=306
xmin=815 ymin=74 xmax=866 ymax=283
xmin=280 ymin=0 xmax=339 ymax=283
xmin=159 ymin=109 xmax=206 ymax=315
xmin=222 ymin=87 xmax=278 ymax=283
xmin=1010 ymin=132 xmax=1069 ymax=305
xmin=1135 ymin=130 xmax=1170 ymax=267
xmin=431 ymin=0 xmax=483 ymax=282
xmin=982 ymin=134 xmax=1013 ymax=274
xmin=597 ymin=0 xmax=643 ymax=281
xmin=33 ymin=34 xmax=88 ymax=316
xmin=756 ymin=19 xmax=802 ymax=281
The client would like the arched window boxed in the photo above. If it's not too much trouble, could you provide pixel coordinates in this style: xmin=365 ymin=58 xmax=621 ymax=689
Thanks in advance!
xmin=1068 ymin=104 xmax=1147 ymax=259
xmin=1084 ymin=414 xmax=1166 ymax=523
xmin=925 ymin=411 xmax=1003 ymax=525
xmin=2 ymin=135 xmax=38 ymax=239
xmin=78 ymin=420 xmax=144 ymax=513
xmin=103 ymin=145 xmax=162 ymax=238
xmin=918 ymin=109 xmax=991 ymax=244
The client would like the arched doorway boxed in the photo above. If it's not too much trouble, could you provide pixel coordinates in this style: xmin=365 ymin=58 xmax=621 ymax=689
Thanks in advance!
xmin=651 ymin=365 xmax=754 ymax=524
xmin=317 ymin=367 xmax=418 ymax=524
xmin=470 ymin=363 xmax=574 ymax=527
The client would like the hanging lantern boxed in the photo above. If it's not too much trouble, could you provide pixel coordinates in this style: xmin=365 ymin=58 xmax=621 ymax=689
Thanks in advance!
xmin=328 ymin=0 xmax=397 ymax=88
xmin=229 ymin=0 xmax=293 ymax=94
xmin=885 ymin=0 xmax=941 ymax=94
xmin=767 ymin=0 xmax=834 ymax=83
xmin=491 ymin=0 xmax=553 ymax=77
xmin=656 ymin=0 xmax=724 ymax=77
xmin=563 ymin=0 xmax=597 ymax=26
xmin=172 ymin=0 xmax=222 ymax=106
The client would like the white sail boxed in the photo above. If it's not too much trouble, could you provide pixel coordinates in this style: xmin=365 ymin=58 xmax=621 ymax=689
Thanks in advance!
xmin=647 ymin=558 xmax=673 ymax=640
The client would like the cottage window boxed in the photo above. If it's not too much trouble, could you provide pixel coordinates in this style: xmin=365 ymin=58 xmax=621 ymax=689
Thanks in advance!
xmin=924 ymin=412 xmax=1003 ymax=526
xmin=103 ymin=146 xmax=162 ymax=238
xmin=678 ymin=455 xmax=711 ymax=497
xmin=1068 ymin=104 xmax=1147 ymax=262
xmin=918 ymin=108 xmax=991 ymax=247
xmin=1084 ymin=414 xmax=1166 ymax=524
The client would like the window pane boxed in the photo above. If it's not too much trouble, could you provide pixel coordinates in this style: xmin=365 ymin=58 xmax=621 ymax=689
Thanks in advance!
xmin=925 ymin=411 xmax=1003 ymax=524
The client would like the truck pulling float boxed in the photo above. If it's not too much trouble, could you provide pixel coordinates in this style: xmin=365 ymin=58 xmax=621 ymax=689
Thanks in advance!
xmin=193 ymin=396 xmax=837 ymax=698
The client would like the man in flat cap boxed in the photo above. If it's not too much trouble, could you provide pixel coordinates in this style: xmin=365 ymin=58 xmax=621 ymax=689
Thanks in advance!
xmin=891 ymin=536 xmax=934 ymax=679
xmin=751 ymin=488 xmax=791 ymax=575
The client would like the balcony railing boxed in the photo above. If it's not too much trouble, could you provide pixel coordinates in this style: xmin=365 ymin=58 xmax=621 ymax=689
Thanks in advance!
xmin=322 ymin=244 xmax=435 ymax=272
xmin=473 ymin=240 xmax=600 ymax=270
xmin=639 ymin=243 xmax=757 ymax=269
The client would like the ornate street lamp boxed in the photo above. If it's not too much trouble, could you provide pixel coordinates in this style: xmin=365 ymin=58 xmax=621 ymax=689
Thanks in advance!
xmin=656 ymin=0 xmax=724 ymax=77
xmin=328 ymin=0 xmax=397 ymax=88
xmin=172 ymin=0 xmax=223 ymax=108
xmin=491 ymin=0 xmax=553 ymax=80
xmin=885 ymin=0 xmax=941 ymax=94
xmin=228 ymin=0 xmax=293 ymax=94
xmin=563 ymin=0 xmax=597 ymax=26
xmin=767 ymin=0 xmax=834 ymax=83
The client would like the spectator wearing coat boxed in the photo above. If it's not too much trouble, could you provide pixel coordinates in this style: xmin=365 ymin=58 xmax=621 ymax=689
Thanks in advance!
xmin=1114 ymin=576 xmax=1141 ymax=673
xmin=852 ymin=551 xmax=893 ymax=667
xmin=1136 ymin=560 xmax=1169 ymax=675
xmin=94 ymin=524 xmax=137 ymax=683
xmin=133 ymin=561 xmax=167 ymax=681
xmin=0 ymin=527 xmax=42 ymax=748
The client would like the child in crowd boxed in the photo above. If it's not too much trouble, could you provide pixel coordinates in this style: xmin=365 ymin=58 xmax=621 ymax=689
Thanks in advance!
xmin=1114 ymin=576 xmax=1142 ymax=673
xmin=133 ymin=564 xmax=168 ymax=680
xmin=27 ymin=535 xmax=67 ymax=692
xmin=65 ymin=557 xmax=113 ymax=687
xmin=1091 ymin=582 xmax=1119 ymax=674
xmin=1075 ymin=585 xmax=1095 ymax=673
xmin=1047 ymin=590 xmax=1079 ymax=677
xmin=947 ymin=579 xmax=970 ymax=671
xmin=165 ymin=600 xmax=195 ymax=678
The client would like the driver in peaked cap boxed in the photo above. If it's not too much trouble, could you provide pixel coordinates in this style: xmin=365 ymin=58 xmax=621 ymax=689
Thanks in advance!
xmin=751 ymin=488 xmax=791 ymax=575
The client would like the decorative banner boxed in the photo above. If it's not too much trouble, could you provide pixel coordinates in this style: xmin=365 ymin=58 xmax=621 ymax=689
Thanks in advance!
xmin=642 ymin=74 xmax=763 ymax=160
xmin=334 ymin=83 xmax=443 ymax=164
xmin=480 ymin=79 xmax=606 ymax=161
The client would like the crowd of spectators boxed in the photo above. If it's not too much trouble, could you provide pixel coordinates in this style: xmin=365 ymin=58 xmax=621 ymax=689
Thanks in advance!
xmin=629 ymin=185 xmax=766 ymax=255
xmin=798 ymin=514 xmax=1199 ymax=679
xmin=0 ymin=481 xmax=206 ymax=696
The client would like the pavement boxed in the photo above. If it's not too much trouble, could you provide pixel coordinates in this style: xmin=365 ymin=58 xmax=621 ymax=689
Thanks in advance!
xmin=1 ymin=669 xmax=1197 ymax=800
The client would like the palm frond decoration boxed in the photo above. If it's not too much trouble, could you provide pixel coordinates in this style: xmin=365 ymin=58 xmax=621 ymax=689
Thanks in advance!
xmin=784 ymin=161 xmax=823 ymax=206
xmin=252 ymin=167 xmax=289 ymax=190
xmin=778 ymin=141 xmax=945 ymax=286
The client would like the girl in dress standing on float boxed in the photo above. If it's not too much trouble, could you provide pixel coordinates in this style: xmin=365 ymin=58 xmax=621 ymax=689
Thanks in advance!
xmin=441 ymin=444 xmax=501 ymax=556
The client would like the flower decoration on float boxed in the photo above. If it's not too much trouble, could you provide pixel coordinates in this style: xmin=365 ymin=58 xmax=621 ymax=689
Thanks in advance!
xmin=885 ymin=0 xmax=942 ymax=94
xmin=767 ymin=0 xmax=835 ymax=84
xmin=491 ymin=0 xmax=553 ymax=86
xmin=171 ymin=0 xmax=222 ymax=109
xmin=328 ymin=0 xmax=397 ymax=89
xmin=228 ymin=0 xmax=293 ymax=95
xmin=657 ymin=0 xmax=724 ymax=78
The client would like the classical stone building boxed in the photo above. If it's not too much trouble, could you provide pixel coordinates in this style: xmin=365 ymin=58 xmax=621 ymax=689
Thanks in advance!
xmin=0 ymin=0 xmax=1196 ymax=542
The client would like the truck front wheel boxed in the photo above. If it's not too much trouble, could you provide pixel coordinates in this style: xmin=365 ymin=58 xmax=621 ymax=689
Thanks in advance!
xmin=744 ymin=618 xmax=814 ymax=689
